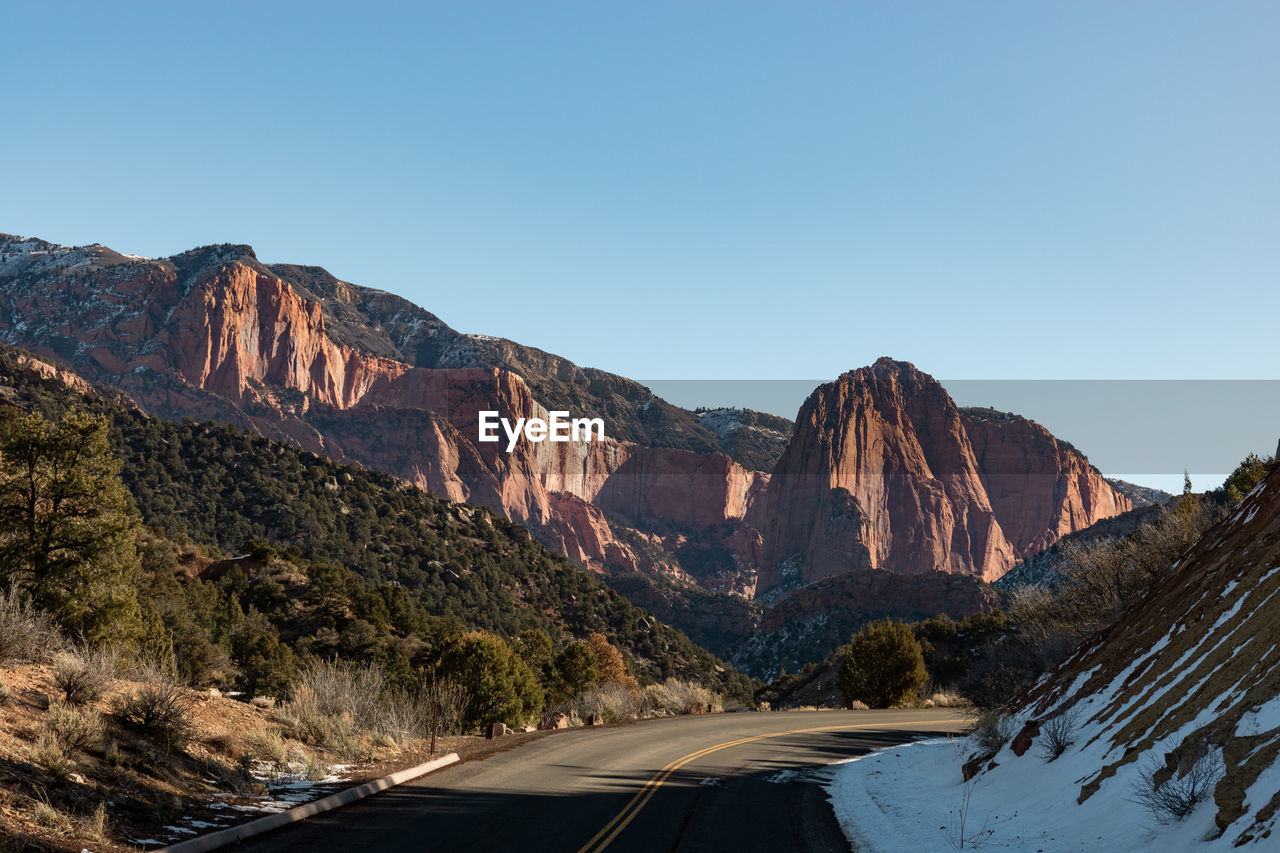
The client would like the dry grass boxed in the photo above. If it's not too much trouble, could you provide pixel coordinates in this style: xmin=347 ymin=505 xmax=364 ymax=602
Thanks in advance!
xmin=243 ymin=727 xmax=291 ymax=767
xmin=928 ymin=691 xmax=970 ymax=708
xmin=31 ymin=798 xmax=70 ymax=832
xmin=0 ymin=659 xmax=484 ymax=850
xmin=646 ymin=678 xmax=721 ymax=715
xmin=570 ymin=681 xmax=652 ymax=723
xmin=970 ymin=711 xmax=1015 ymax=758
xmin=31 ymin=734 xmax=74 ymax=778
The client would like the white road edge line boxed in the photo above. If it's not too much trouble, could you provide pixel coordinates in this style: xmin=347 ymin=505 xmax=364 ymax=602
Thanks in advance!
xmin=158 ymin=752 xmax=461 ymax=853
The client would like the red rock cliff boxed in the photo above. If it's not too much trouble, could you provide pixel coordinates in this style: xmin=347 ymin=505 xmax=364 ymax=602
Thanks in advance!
xmin=760 ymin=359 xmax=1016 ymax=589
xmin=0 ymin=248 xmax=767 ymax=587
xmin=757 ymin=360 xmax=1131 ymax=591
xmin=962 ymin=408 xmax=1131 ymax=558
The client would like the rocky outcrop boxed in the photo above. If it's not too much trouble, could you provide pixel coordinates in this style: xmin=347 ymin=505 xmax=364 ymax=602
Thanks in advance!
xmin=962 ymin=407 xmax=1132 ymax=558
xmin=757 ymin=360 xmax=1131 ymax=592
xmin=760 ymin=359 xmax=1017 ymax=589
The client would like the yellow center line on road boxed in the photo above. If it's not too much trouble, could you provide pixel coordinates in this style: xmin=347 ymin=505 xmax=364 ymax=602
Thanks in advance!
xmin=576 ymin=718 xmax=960 ymax=853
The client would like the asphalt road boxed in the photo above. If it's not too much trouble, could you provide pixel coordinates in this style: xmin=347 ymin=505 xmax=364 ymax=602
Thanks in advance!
xmin=237 ymin=709 xmax=966 ymax=853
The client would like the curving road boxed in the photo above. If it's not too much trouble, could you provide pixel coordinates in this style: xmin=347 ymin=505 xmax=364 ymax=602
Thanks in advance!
xmin=238 ymin=709 xmax=966 ymax=853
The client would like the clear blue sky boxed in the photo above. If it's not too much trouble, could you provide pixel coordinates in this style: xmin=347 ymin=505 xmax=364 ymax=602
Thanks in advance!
xmin=3 ymin=1 xmax=1277 ymax=385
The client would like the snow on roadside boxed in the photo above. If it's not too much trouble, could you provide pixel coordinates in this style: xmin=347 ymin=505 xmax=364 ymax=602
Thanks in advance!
xmin=825 ymin=735 xmax=1227 ymax=852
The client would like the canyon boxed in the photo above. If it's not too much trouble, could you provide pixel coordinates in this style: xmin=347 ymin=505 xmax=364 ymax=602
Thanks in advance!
xmin=0 ymin=234 xmax=1134 ymax=669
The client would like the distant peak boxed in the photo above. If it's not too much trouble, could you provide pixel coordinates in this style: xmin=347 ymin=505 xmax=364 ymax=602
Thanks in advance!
xmin=871 ymin=356 xmax=918 ymax=373
xmin=831 ymin=357 xmax=928 ymax=388
xmin=170 ymin=243 xmax=258 ymax=264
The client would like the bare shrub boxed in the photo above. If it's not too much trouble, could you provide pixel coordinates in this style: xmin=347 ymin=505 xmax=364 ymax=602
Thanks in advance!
xmin=943 ymin=778 xmax=999 ymax=849
xmin=32 ymin=735 xmax=73 ymax=778
xmin=0 ymin=587 xmax=62 ymax=664
xmin=970 ymin=711 xmax=1015 ymax=758
xmin=279 ymin=662 xmax=459 ymax=754
xmin=572 ymin=681 xmax=650 ymax=723
xmin=1038 ymin=707 xmax=1081 ymax=761
xmin=113 ymin=679 xmax=195 ymax=751
xmin=45 ymin=701 xmax=103 ymax=754
xmin=424 ymin=674 xmax=467 ymax=754
xmin=250 ymin=695 xmax=276 ymax=710
xmin=1131 ymin=747 xmax=1225 ymax=823
xmin=0 ymin=681 xmax=13 ymax=706
xmin=370 ymin=688 xmax=425 ymax=744
xmin=297 ymin=660 xmax=386 ymax=729
xmin=52 ymin=648 xmax=114 ymax=706
xmin=848 ymin=699 xmax=871 ymax=711
xmin=647 ymin=679 xmax=719 ymax=715
xmin=1021 ymin=506 xmax=1221 ymax=647
xmin=276 ymin=685 xmax=359 ymax=757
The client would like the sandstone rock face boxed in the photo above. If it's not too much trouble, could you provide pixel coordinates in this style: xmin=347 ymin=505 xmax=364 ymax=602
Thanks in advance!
xmin=962 ymin=408 xmax=1131 ymax=559
xmin=757 ymin=360 xmax=1131 ymax=591
xmin=760 ymin=359 xmax=1017 ymax=589
xmin=0 ymin=239 xmax=767 ymax=590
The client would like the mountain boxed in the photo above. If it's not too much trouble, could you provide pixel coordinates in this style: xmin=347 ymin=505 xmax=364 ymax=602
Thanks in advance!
xmin=0 ymin=233 xmax=1133 ymax=671
xmin=0 ymin=344 xmax=753 ymax=699
xmin=971 ymin=461 xmax=1280 ymax=846
xmin=1105 ymin=477 xmax=1173 ymax=509
xmin=757 ymin=359 xmax=1130 ymax=593
xmin=0 ymin=234 xmax=773 ymax=595
xmin=993 ymin=502 xmax=1166 ymax=589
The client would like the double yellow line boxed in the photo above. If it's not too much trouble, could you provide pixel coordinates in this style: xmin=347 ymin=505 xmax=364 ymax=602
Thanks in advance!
xmin=576 ymin=718 xmax=957 ymax=852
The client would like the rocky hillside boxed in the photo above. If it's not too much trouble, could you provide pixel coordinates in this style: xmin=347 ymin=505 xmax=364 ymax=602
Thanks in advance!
xmin=0 ymin=346 xmax=753 ymax=699
xmin=1106 ymin=477 xmax=1173 ymax=509
xmin=0 ymin=234 xmax=775 ymax=596
xmin=995 ymin=502 xmax=1167 ymax=589
xmin=981 ymin=461 xmax=1280 ymax=845
xmin=731 ymin=568 xmax=1002 ymax=679
xmin=758 ymin=360 xmax=1130 ymax=592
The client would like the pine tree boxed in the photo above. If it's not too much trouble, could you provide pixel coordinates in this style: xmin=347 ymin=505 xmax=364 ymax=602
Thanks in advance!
xmin=439 ymin=631 xmax=543 ymax=729
xmin=1174 ymin=469 xmax=1200 ymax=518
xmin=837 ymin=619 xmax=927 ymax=708
xmin=0 ymin=410 xmax=142 ymax=645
